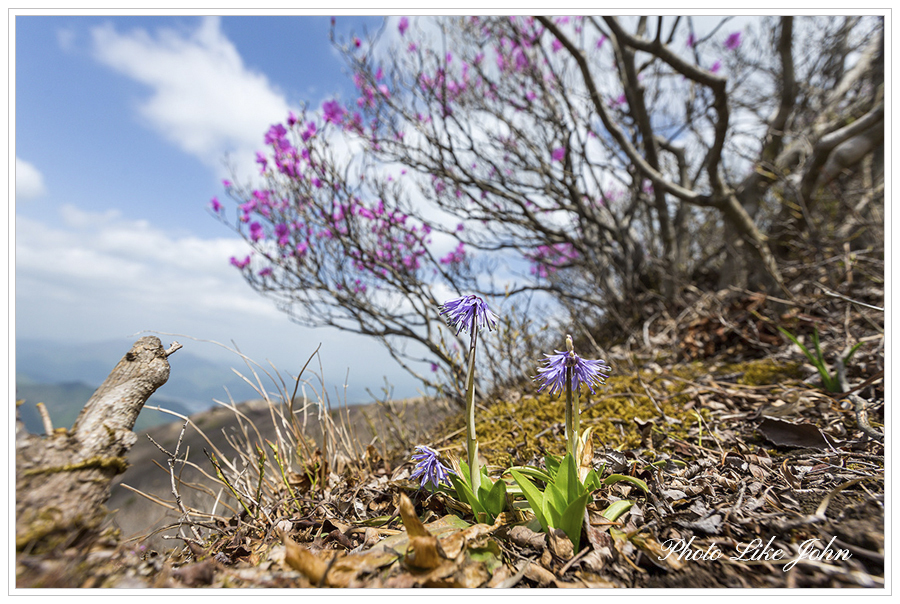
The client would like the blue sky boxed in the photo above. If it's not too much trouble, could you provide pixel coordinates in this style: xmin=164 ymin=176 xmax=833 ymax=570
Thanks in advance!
xmin=14 ymin=14 xmax=424 ymax=403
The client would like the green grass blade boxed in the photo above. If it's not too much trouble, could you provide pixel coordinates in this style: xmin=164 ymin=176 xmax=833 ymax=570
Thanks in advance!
xmin=583 ymin=468 xmax=603 ymax=492
xmin=778 ymin=326 xmax=816 ymax=365
xmin=844 ymin=341 xmax=865 ymax=364
xmin=543 ymin=481 xmax=567 ymax=527
xmin=509 ymin=469 xmax=548 ymax=532
xmin=812 ymin=328 xmax=824 ymax=363
xmin=544 ymin=454 xmax=561 ymax=477
xmin=449 ymin=473 xmax=486 ymax=518
xmin=558 ymin=492 xmax=590 ymax=552
xmin=602 ymin=499 xmax=633 ymax=522
xmin=483 ymin=477 xmax=508 ymax=518
xmin=603 ymin=474 xmax=650 ymax=494
xmin=505 ymin=466 xmax=553 ymax=484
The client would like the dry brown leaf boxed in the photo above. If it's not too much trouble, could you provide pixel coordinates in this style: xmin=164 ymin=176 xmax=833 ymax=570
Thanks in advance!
xmin=506 ymin=525 xmax=547 ymax=549
xmin=758 ymin=417 xmax=835 ymax=449
xmin=524 ymin=562 xmax=556 ymax=586
xmin=404 ymin=534 xmax=445 ymax=570
xmin=630 ymin=532 xmax=684 ymax=571
xmin=283 ymin=536 xmax=327 ymax=584
xmin=547 ymin=528 xmax=574 ymax=560
xmin=282 ymin=531 xmax=396 ymax=588
xmin=397 ymin=492 xmax=430 ymax=538
xmin=439 ymin=513 xmax=504 ymax=559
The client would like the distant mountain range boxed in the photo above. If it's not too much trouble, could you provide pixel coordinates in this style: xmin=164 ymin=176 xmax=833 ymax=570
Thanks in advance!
xmin=15 ymin=380 xmax=194 ymax=435
xmin=14 ymin=337 xmax=287 ymax=434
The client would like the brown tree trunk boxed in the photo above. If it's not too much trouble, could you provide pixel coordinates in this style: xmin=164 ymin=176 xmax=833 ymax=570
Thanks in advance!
xmin=15 ymin=336 xmax=176 ymax=552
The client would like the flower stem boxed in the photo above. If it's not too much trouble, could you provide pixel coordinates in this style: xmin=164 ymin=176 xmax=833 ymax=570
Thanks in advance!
xmin=565 ymin=364 xmax=576 ymax=460
xmin=564 ymin=334 xmax=579 ymax=460
xmin=465 ymin=315 xmax=481 ymax=493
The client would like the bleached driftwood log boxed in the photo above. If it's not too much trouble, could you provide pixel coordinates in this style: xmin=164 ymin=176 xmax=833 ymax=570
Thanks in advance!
xmin=15 ymin=336 xmax=177 ymax=552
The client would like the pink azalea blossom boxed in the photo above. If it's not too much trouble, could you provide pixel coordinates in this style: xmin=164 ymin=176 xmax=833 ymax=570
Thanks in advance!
xmin=724 ymin=31 xmax=742 ymax=50
xmin=322 ymin=99 xmax=345 ymax=123
xmin=230 ymin=255 xmax=250 ymax=270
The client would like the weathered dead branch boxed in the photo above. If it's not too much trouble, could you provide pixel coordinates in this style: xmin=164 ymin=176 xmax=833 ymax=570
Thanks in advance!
xmin=16 ymin=336 xmax=175 ymax=552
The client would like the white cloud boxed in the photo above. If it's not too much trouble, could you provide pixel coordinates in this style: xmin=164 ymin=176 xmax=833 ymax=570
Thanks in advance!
xmin=16 ymin=204 xmax=277 ymax=322
xmin=14 ymin=204 xmax=422 ymax=400
xmin=15 ymin=156 xmax=47 ymax=200
xmin=90 ymin=17 xmax=291 ymax=180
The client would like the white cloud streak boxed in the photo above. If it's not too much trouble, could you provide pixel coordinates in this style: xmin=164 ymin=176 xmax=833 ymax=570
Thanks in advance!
xmin=15 ymin=204 xmax=422 ymax=400
xmin=90 ymin=17 xmax=291 ymax=181
xmin=15 ymin=156 xmax=47 ymax=200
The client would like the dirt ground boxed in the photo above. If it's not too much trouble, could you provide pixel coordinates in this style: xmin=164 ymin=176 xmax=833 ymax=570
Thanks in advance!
xmin=15 ymin=290 xmax=885 ymax=589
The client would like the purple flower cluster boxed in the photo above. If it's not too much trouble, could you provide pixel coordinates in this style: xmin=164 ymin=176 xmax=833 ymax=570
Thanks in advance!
xmin=535 ymin=349 xmax=611 ymax=396
xmin=527 ymin=243 xmax=578 ymax=279
xmin=410 ymin=445 xmax=452 ymax=488
xmin=439 ymin=295 xmax=498 ymax=335
xmin=439 ymin=241 xmax=466 ymax=265
xmin=223 ymin=107 xmax=446 ymax=286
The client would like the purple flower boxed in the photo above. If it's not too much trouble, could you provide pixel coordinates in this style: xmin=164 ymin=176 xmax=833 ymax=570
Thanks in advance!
xmin=322 ymin=99 xmax=345 ymax=124
xmin=535 ymin=349 xmax=611 ymax=396
xmin=230 ymin=255 xmax=250 ymax=270
xmin=275 ymin=223 xmax=290 ymax=246
xmin=710 ymin=60 xmax=722 ymax=74
xmin=264 ymin=123 xmax=287 ymax=145
xmin=398 ymin=17 xmax=409 ymax=36
xmin=439 ymin=295 xmax=498 ymax=335
xmin=552 ymin=39 xmax=563 ymax=53
xmin=724 ymin=31 xmax=741 ymax=50
xmin=410 ymin=445 xmax=453 ymax=489
xmin=439 ymin=241 xmax=466 ymax=265
xmin=551 ymin=147 xmax=565 ymax=162
xmin=249 ymin=222 xmax=265 ymax=242
xmin=209 ymin=197 xmax=222 ymax=213
xmin=686 ymin=33 xmax=696 ymax=48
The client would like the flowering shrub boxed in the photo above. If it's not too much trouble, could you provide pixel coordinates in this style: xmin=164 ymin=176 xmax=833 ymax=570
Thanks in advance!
xmin=213 ymin=15 xmax=883 ymax=402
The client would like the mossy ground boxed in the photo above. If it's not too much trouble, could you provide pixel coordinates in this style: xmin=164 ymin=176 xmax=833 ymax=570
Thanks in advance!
xmin=439 ymin=356 xmax=805 ymax=469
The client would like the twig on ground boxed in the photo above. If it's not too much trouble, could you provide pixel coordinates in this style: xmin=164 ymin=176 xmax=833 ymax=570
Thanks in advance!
xmin=835 ymin=355 xmax=883 ymax=442
xmin=812 ymin=283 xmax=884 ymax=312
xmin=148 ymin=421 xmax=203 ymax=542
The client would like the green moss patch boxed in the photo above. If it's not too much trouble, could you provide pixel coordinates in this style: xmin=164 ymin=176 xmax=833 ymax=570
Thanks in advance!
xmin=438 ymin=357 xmax=804 ymax=468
